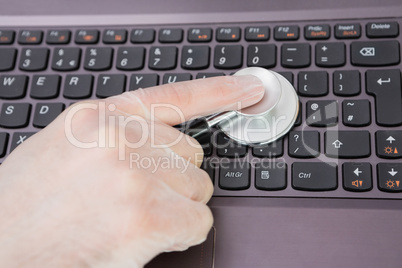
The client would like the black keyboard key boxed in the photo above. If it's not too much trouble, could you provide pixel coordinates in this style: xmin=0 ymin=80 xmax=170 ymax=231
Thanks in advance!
xmin=75 ymin=29 xmax=99 ymax=44
xmin=96 ymin=74 xmax=126 ymax=98
xmin=131 ymin=29 xmax=155 ymax=43
xmin=292 ymin=162 xmax=337 ymax=191
xmin=19 ymin=48 xmax=49 ymax=71
xmin=188 ymin=28 xmax=212 ymax=42
xmin=366 ymin=22 xmax=399 ymax=38
xmin=294 ymin=102 xmax=302 ymax=126
xmin=333 ymin=70 xmax=361 ymax=96
xmin=0 ymin=48 xmax=17 ymax=71
xmin=201 ymin=159 xmax=216 ymax=184
xmin=216 ymin=27 xmax=241 ymax=42
xmin=342 ymin=100 xmax=371 ymax=127
xmin=30 ymin=75 xmax=60 ymax=99
xmin=351 ymin=41 xmax=400 ymax=66
xmin=304 ymin=24 xmax=330 ymax=39
xmin=343 ymin=163 xmax=372 ymax=192
xmin=335 ymin=23 xmax=361 ymax=39
xmin=245 ymin=26 xmax=269 ymax=41
xmin=325 ymin=131 xmax=371 ymax=158
xmin=0 ymin=30 xmax=15 ymax=44
xmin=0 ymin=103 xmax=31 ymax=128
xmin=366 ymin=69 xmax=402 ymax=126
xmin=129 ymin=74 xmax=159 ymax=90
xmin=298 ymin=71 xmax=328 ymax=96
xmin=149 ymin=46 xmax=177 ymax=70
xmin=0 ymin=75 xmax=28 ymax=99
xmin=377 ymin=163 xmax=402 ymax=192
xmin=46 ymin=30 xmax=71 ymax=44
xmin=274 ymin=25 xmax=299 ymax=40
xmin=33 ymin=103 xmax=64 ymax=128
xmin=376 ymin=131 xmax=402 ymax=159
xmin=63 ymin=75 xmax=93 ymax=99
xmin=10 ymin=132 xmax=36 ymax=152
xmin=102 ymin=29 xmax=127 ymax=44
xmin=159 ymin=28 xmax=183 ymax=43
xmin=219 ymin=161 xmax=250 ymax=190
xmin=281 ymin=43 xmax=310 ymax=68
xmin=288 ymin=131 xmax=320 ymax=158
xmin=255 ymin=162 xmax=287 ymax=191
xmin=162 ymin=73 xmax=192 ymax=84
xmin=214 ymin=45 xmax=243 ymax=69
xmin=0 ymin=132 xmax=9 ymax=157
xmin=216 ymin=134 xmax=247 ymax=158
xmin=252 ymin=139 xmax=283 ymax=158
xmin=315 ymin=42 xmax=345 ymax=67
xmin=278 ymin=72 xmax=293 ymax=84
xmin=84 ymin=47 xmax=113 ymax=71
xmin=247 ymin=44 xmax=276 ymax=68
xmin=196 ymin=73 xmax=225 ymax=79
xmin=306 ymin=100 xmax=338 ymax=127
xmin=181 ymin=46 xmax=210 ymax=70
xmin=18 ymin=30 xmax=43 ymax=44
xmin=116 ymin=47 xmax=145 ymax=70
xmin=52 ymin=47 xmax=81 ymax=71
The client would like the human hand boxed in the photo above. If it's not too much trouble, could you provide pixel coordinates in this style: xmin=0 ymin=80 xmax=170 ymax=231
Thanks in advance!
xmin=0 ymin=75 xmax=264 ymax=267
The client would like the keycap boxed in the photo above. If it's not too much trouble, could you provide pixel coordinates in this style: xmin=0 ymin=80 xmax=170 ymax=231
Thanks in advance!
xmin=214 ymin=45 xmax=243 ymax=69
xmin=10 ymin=132 xmax=36 ymax=152
xmin=278 ymin=72 xmax=293 ymax=84
xmin=335 ymin=23 xmax=361 ymax=39
xmin=216 ymin=134 xmax=247 ymax=158
xmin=333 ymin=70 xmax=361 ymax=96
xmin=158 ymin=28 xmax=183 ymax=43
xmin=366 ymin=69 xmax=402 ymax=126
xmin=281 ymin=43 xmax=310 ymax=68
xmin=30 ymin=75 xmax=60 ymax=99
xmin=0 ymin=132 xmax=9 ymax=157
xmin=298 ymin=71 xmax=328 ymax=96
xmin=252 ymin=139 xmax=283 ymax=158
xmin=162 ymin=73 xmax=192 ymax=84
xmin=116 ymin=47 xmax=145 ymax=70
xmin=219 ymin=161 xmax=250 ymax=190
xmin=377 ymin=163 xmax=402 ymax=192
xmin=247 ymin=44 xmax=276 ymax=68
xmin=315 ymin=42 xmax=345 ymax=67
xmin=0 ymin=48 xmax=17 ymax=71
xmin=255 ymin=162 xmax=287 ymax=191
xmin=305 ymin=24 xmax=330 ymax=39
xmin=366 ymin=22 xmax=399 ymax=38
xmin=129 ymin=74 xmax=159 ymax=90
xmin=19 ymin=48 xmax=49 ymax=71
xmin=130 ymin=29 xmax=155 ymax=43
xmin=376 ymin=131 xmax=402 ymax=159
xmin=0 ymin=103 xmax=31 ymax=128
xmin=18 ymin=30 xmax=43 ymax=44
xmin=52 ymin=47 xmax=81 ymax=71
xmin=274 ymin=25 xmax=299 ymax=40
xmin=96 ymin=74 xmax=126 ymax=98
xmin=342 ymin=100 xmax=371 ymax=127
xmin=149 ymin=46 xmax=177 ymax=70
xmin=102 ymin=29 xmax=127 ymax=44
xmin=0 ymin=75 xmax=28 ymax=99
xmin=351 ymin=41 xmax=400 ymax=66
xmin=343 ymin=163 xmax=372 ymax=192
xmin=84 ymin=47 xmax=113 ymax=71
xmin=245 ymin=26 xmax=269 ymax=41
xmin=325 ymin=131 xmax=371 ymax=158
xmin=188 ymin=28 xmax=212 ymax=42
xmin=201 ymin=159 xmax=216 ymax=184
xmin=63 ymin=75 xmax=93 ymax=99
xmin=46 ymin=30 xmax=71 ymax=44
xmin=294 ymin=102 xmax=302 ymax=126
xmin=306 ymin=100 xmax=338 ymax=127
xmin=75 ymin=29 xmax=99 ymax=44
xmin=0 ymin=30 xmax=15 ymax=44
xmin=216 ymin=27 xmax=241 ymax=42
xmin=181 ymin=46 xmax=210 ymax=70
xmin=33 ymin=103 xmax=64 ymax=128
xmin=292 ymin=162 xmax=337 ymax=191
xmin=288 ymin=131 xmax=320 ymax=158
xmin=196 ymin=73 xmax=225 ymax=79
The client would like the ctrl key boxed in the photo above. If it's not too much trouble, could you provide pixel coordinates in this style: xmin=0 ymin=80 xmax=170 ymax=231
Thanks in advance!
xmin=219 ymin=161 xmax=250 ymax=190
xmin=292 ymin=162 xmax=337 ymax=191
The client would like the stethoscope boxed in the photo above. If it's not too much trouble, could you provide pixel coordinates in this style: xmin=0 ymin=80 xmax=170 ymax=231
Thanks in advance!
xmin=184 ymin=67 xmax=299 ymax=146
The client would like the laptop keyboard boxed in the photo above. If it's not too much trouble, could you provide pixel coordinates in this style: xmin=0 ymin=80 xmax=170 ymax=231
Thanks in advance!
xmin=0 ymin=18 xmax=401 ymax=199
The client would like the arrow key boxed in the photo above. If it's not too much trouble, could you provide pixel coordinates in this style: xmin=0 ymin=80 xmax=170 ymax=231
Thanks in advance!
xmin=343 ymin=162 xmax=372 ymax=192
xmin=376 ymin=131 xmax=402 ymax=159
xmin=378 ymin=163 xmax=402 ymax=192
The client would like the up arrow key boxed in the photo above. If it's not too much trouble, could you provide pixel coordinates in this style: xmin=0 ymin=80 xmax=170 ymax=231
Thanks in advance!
xmin=387 ymin=136 xmax=396 ymax=144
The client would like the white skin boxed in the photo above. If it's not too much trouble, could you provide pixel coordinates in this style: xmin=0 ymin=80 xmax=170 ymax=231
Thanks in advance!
xmin=0 ymin=75 xmax=264 ymax=268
